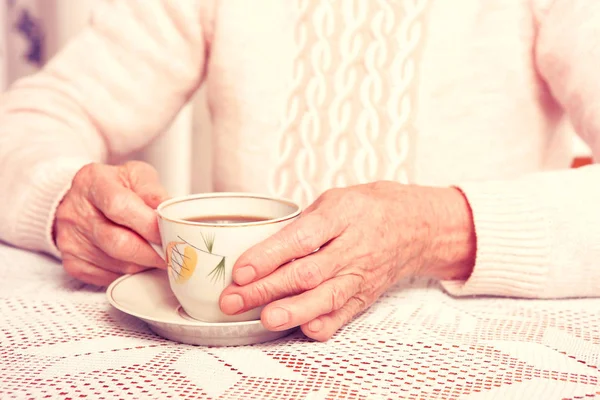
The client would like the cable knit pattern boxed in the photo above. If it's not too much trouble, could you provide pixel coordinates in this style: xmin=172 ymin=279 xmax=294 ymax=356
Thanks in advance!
xmin=270 ymin=0 xmax=429 ymax=207
xmin=2 ymin=0 xmax=600 ymax=301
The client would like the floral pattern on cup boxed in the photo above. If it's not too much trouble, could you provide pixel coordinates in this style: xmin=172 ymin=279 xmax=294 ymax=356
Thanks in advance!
xmin=166 ymin=234 xmax=226 ymax=285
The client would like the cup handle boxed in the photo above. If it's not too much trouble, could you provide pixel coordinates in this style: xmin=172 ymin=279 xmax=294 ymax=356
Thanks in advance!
xmin=148 ymin=241 xmax=165 ymax=260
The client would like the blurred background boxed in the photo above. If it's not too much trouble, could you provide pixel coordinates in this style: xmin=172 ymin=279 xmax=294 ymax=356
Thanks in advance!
xmin=0 ymin=0 xmax=592 ymax=193
xmin=0 ymin=0 xmax=213 ymax=197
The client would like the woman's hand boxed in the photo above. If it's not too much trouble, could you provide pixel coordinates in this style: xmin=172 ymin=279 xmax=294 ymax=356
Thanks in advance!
xmin=220 ymin=181 xmax=476 ymax=341
xmin=54 ymin=161 xmax=169 ymax=286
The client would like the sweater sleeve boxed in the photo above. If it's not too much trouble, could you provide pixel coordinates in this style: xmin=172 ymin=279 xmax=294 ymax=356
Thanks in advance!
xmin=0 ymin=0 xmax=211 ymax=257
xmin=440 ymin=0 xmax=600 ymax=298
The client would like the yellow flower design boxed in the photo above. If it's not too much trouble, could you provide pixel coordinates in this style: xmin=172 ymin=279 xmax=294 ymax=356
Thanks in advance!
xmin=166 ymin=242 xmax=198 ymax=283
xmin=166 ymin=235 xmax=226 ymax=285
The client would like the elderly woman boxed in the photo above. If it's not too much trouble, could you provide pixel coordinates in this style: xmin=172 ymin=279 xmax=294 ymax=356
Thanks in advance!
xmin=0 ymin=0 xmax=598 ymax=342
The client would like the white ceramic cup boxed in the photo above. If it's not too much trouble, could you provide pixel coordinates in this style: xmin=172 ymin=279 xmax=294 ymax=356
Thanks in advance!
xmin=150 ymin=193 xmax=301 ymax=323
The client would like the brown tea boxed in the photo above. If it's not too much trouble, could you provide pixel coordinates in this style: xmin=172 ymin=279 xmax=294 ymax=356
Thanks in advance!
xmin=184 ymin=215 xmax=269 ymax=224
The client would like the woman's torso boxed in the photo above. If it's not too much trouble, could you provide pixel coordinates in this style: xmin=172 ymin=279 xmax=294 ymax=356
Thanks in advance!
xmin=197 ymin=0 xmax=567 ymax=207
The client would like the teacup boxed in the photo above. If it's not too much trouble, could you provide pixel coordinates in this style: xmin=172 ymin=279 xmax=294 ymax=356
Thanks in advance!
xmin=150 ymin=193 xmax=301 ymax=323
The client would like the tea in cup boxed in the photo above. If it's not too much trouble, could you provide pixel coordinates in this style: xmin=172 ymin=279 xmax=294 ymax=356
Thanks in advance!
xmin=152 ymin=193 xmax=301 ymax=323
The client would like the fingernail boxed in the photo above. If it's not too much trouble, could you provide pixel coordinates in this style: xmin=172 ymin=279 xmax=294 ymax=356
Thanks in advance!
xmin=307 ymin=318 xmax=323 ymax=332
xmin=234 ymin=266 xmax=256 ymax=285
xmin=221 ymin=294 xmax=244 ymax=314
xmin=266 ymin=307 xmax=290 ymax=328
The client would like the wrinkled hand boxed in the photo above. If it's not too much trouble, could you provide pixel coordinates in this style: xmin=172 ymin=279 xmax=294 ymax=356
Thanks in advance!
xmin=220 ymin=181 xmax=475 ymax=341
xmin=54 ymin=161 xmax=169 ymax=286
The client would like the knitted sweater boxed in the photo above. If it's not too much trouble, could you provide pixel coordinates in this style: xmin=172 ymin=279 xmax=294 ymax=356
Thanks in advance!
xmin=1 ymin=0 xmax=599 ymax=298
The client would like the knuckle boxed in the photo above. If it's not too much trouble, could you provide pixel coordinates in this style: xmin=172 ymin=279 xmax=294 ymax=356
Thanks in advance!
xmin=292 ymin=261 xmax=323 ymax=290
xmin=122 ymin=236 xmax=143 ymax=260
xmin=340 ymin=190 xmax=367 ymax=209
xmin=329 ymin=284 xmax=347 ymax=311
xmin=336 ymin=305 xmax=357 ymax=328
xmin=351 ymin=271 xmax=369 ymax=292
xmin=74 ymin=163 xmax=94 ymax=179
xmin=124 ymin=160 xmax=159 ymax=179
xmin=354 ymin=295 xmax=368 ymax=311
xmin=104 ymin=192 xmax=130 ymax=218
xmin=109 ymin=232 xmax=139 ymax=260
xmin=292 ymin=223 xmax=318 ymax=252
xmin=369 ymin=180 xmax=389 ymax=191
xmin=74 ymin=163 xmax=104 ymax=188
xmin=247 ymin=281 xmax=271 ymax=306
xmin=87 ymin=162 xmax=102 ymax=173
xmin=71 ymin=168 xmax=88 ymax=188
xmin=96 ymin=226 xmax=125 ymax=254
xmin=124 ymin=160 xmax=145 ymax=170
xmin=320 ymin=188 xmax=341 ymax=202
xmin=124 ymin=160 xmax=151 ymax=172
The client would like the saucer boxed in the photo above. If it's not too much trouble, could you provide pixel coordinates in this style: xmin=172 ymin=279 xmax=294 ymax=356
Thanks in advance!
xmin=106 ymin=269 xmax=295 ymax=346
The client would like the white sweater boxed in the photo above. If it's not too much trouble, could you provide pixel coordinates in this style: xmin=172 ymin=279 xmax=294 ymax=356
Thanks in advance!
xmin=0 ymin=0 xmax=600 ymax=299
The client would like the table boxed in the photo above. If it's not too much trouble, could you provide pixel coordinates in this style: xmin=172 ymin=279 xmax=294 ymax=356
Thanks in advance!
xmin=1 ymin=244 xmax=599 ymax=399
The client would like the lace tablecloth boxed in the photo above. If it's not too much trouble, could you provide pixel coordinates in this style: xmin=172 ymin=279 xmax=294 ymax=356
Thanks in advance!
xmin=1 ymin=244 xmax=600 ymax=399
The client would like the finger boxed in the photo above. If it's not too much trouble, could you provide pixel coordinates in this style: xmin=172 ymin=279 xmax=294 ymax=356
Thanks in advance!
xmin=57 ymin=222 xmax=156 ymax=275
xmin=122 ymin=161 xmax=170 ymax=208
xmin=89 ymin=178 xmax=161 ymax=244
xmin=62 ymin=255 xmax=122 ymax=287
xmin=90 ymin=215 xmax=165 ymax=268
xmin=72 ymin=240 xmax=153 ymax=275
xmin=97 ymin=260 xmax=150 ymax=275
xmin=220 ymin=244 xmax=347 ymax=315
xmin=233 ymin=212 xmax=346 ymax=286
xmin=301 ymin=296 xmax=367 ymax=342
xmin=260 ymin=274 xmax=361 ymax=331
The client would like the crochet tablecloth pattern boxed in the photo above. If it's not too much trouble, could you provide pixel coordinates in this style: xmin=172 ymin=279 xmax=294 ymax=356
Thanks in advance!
xmin=1 ymin=244 xmax=599 ymax=399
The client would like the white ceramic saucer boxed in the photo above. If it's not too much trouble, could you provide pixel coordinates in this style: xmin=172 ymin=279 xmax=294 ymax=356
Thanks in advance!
xmin=106 ymin=269 xmax=295 ymax=347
